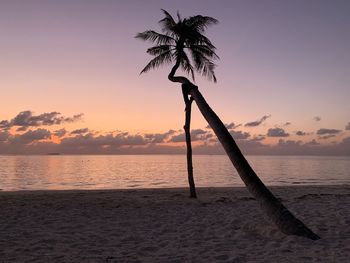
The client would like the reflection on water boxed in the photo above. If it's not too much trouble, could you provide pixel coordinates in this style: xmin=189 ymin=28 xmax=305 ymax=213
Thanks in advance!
xmin=0 ymin=155 xmax=349 ymax=191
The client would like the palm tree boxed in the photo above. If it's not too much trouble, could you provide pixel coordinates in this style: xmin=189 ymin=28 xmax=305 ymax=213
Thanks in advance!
xmin=136 ymin=10 xmax=320 ymax=240
xmin=136 ymin=10 xmax=218 ymax=198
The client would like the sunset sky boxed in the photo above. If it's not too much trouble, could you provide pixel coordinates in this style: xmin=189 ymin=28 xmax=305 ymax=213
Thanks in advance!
xmin=1 ymin=0 xmax=350 ymax=155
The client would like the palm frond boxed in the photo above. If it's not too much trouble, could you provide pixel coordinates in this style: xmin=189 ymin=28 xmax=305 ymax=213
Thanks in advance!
xmin=187 ymin=15 xmax=218 ymax=33
xmin=177 ymin=51 xmax=195 ymax=81
xmin=147 ymin=45 xmax=174 ymax=56
xmin=185 ymin=31 xmax=216 ymax=49
xmin=188 ymin=44 xmax=219 ymax=59
xmin=140 ymin=50 xmax=173 ymax=74
xmin=159 ymin=9 xmax=177 ymax=34
xmin=176 ymin=10 xmax=182 ymax=23
xmin=190 ymin=50 xmax=217 ymax=82
xmin=135 ymin=30 xmax=175 ymax=45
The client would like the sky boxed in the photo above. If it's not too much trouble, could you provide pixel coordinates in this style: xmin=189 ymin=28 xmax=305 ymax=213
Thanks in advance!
xmin=1 ymin=0 xmax=350 ymax=155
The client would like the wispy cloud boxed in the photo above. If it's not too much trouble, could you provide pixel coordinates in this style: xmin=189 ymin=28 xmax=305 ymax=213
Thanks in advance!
xmin=316 ymin=128 xmax=341 ymax=140
xmin=206 ymin=122 xmax=241 ymax=130
xmin=0 ymin=111 xmax=83 ymax=131
xmin=70 ymin=128 xmax=89 ymax=135
xmin=316 ymin=128 xmax=341 ymax=135
xmin=226 ymin=122 xmax=242 ymax=130
xmin=245 ymin=115 xmax=271 ymax=127
xmin=250 ymin=135 xmax=266 ymax=142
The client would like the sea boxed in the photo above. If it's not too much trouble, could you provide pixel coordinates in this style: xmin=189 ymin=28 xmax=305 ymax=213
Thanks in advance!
xmin=0 ymin=155 xmax=349 ymax=191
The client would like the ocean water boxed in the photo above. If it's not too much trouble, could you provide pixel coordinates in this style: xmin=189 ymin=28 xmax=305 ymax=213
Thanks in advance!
xmin=0 ymin=155 xmax=349 ymax=191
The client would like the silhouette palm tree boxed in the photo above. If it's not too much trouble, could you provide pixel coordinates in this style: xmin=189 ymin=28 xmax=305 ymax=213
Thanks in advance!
xmin=136 ymin=10 xmax=218 ymax=198
xmin=136 ymin=9 xmax=320 ymax=240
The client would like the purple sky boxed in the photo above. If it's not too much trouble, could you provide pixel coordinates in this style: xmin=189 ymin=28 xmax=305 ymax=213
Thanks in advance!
xmin=1 ymin=0 xmax=350 ymax=154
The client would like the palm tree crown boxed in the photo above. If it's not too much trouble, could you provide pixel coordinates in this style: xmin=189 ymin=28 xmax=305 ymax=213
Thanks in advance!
xmin=136 ymin=9 xmax=219 ymax=82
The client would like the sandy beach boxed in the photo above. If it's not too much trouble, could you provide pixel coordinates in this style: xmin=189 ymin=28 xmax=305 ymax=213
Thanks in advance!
xmin=0 ymin=185 xmax=349 ymax=262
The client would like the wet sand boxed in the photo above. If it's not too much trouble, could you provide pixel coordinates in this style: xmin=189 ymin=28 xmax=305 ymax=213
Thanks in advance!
xmin=0 ymin=185 xmax=349 ymax=262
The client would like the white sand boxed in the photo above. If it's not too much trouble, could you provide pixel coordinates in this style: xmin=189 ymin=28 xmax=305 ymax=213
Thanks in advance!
xmin=0 ymin=185 xmax=349 ymax=262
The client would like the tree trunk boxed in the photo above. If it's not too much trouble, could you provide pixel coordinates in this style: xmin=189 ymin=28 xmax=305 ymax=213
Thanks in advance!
xmin=185 ymin=83 xmax=320 ymax=240
xmin=182 ymin=86 xmax=197 ymax=198
xmin=168 ymin=61 xmax=197 ymax=198
xmin=167 ymin=63 xmax=319 ymax=239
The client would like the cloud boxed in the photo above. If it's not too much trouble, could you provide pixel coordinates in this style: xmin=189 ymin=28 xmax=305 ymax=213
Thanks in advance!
xmin=1 ymin=110 xmax=350 ymax=155
xmin=10 ymin=129 xmax=51 ymax=144
xmin=296 ymin=131 xmax=307 ymax=136
xmin=192 ymin=129 xmax=213 ymax=141
xmin=169 ymin=133 xmax=186 ymax=143
xmin=316 ymin=128 xmax=341 ymax=135
xmin=70 ymin=128 xmax=89 ymax=135
xmin=191 ymin=129 xmax=207 ymax=137
xmin=0 ymin=120 xmax=11 ymax=130
xmin=53 ymin=128 xmax=67 ymax=138
xmin=16 ymin=126 xmax=28 ymax=132
xmin=345 ymin=122 xmax=350 ymax=130
xmin=1 ymin=127 xmax=350 ymax=155
xmin=268 ymin=137 xmax=350 ymax=155
xmin=226 ymin=122 xmax=241 ymax=129
xmin=169 ymin=129 xmax=211 ymax=143
xmin=276 ymin=139 xmax=302 ymax=147
xmin=64 ymin=114 xmax=84 ymax=123
xmin=304 ymin=139 xmax=320 ymax=146
xmin=250 ymin=135 xmax=265 ymax=141
xmin=12 ymin=111 xmax=42 ymax=126
xmin=0 ymin=111 xmax=83 ymax=131
xmin=206 ymin=122 xmax=241 ymax=130
xmin=315 ymin=129 xmax=341 ymax=140
xmin=229 ymin=130 xmax=250 ymax=140
xmin=0 ymin=131 xmax=10 ymax=141
xmin=61 ymin=132 xmax=147 ymax=147
xmin=267 ymin=128 xmax=289 ymax=137
xmin=144 ymin=130 xmax=176 ymax=143
xmin=22 ymin=129 xmax=51 ymax=141
xmin=245 ymin=115 xmax=271 ymax=127
xmin=313 ymin=116 xmax=321 ymax=121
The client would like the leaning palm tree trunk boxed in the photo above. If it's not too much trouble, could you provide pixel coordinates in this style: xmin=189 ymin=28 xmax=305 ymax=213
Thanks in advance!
xmin=182 ymin=86 xmax=197 ymax=198
xmin=168 ymin=56 xmax=319 ymax=240
xmin=168 ymin=63 xmax=320 ymax=240
xmin=186 ymin=82 xmax=320 ymax=240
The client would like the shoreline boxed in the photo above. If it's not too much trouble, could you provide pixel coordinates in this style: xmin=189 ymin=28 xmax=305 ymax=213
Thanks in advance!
xmin=1 ymin=183 xmax=349 ymax=193
xmin=1 ymin=185 xmax=349 ymax=262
